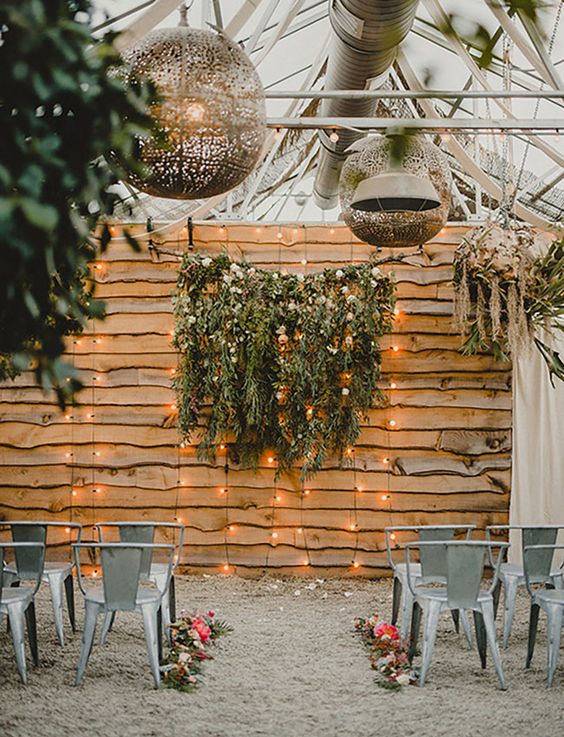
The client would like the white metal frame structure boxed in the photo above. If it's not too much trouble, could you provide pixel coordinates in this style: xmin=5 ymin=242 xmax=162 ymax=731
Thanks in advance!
xmin=93 ymin=0 xmax=564 ymax=227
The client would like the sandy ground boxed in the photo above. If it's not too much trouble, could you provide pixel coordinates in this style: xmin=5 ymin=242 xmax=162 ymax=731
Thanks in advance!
xmin=0 ymin=575 xmax=563 ymax=737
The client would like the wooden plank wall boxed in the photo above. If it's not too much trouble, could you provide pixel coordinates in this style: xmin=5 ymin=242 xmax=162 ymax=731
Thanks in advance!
xmin=0 ymin=223 xmax=512 ymax=576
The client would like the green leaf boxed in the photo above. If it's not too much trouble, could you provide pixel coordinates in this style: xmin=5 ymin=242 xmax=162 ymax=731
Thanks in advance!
xmin=19 ymin=197 xmax=58 ymax=230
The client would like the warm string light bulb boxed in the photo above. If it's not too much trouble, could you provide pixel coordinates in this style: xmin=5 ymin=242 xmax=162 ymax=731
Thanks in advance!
xmin=389 ymin=420 xmax=396 ymax=428
xmin=271 ymin=532 xmax=278 ymax=539
xmin=352 ymin=561 xmax=360 ymax=569
xmin=222 ymin=563 xmax=229 ymax=572
xmin=390 ymin=382 xmax=397 ymax=390
xmin=329 ymin=129 xmax=339 ymax=143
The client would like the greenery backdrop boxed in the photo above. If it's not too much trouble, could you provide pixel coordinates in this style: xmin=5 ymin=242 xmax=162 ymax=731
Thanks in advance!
xmin=173 ymin=254 xmax=395 ymax=477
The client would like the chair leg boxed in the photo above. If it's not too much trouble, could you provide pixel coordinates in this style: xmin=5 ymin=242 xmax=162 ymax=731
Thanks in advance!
xmin=99 ymin=611 xmax=116 ymax=645
xmin=502 ymin=574 xmax=519 ymax=648
xmin=142 ymin=604 xmax=161 ymax=688
xmin=64 ymin=572 xmax=76 ymax=633
xmin=47 ymin=572 xmax=66 ymax=647
xmin=169 ymin=574 xmax=176 ymax=624
xmin=157 ymin=606 xmax=163 ymax=665
xmin=525 ymin=602 xmax=540 ymax=669
xmin=24 ymin=601 xmax=39 ymax=667
xmin=546 ymin=604 xmax=563 ymax=688
xmin=451 ymin=609 xmax=460 ymax=634
xmin=8 ymin=602 xmax=28 ymax=684
xmin=460 ymin=610 xmax=473 ymax=649
xmin=482 ymin=599 xmax=506 ymax=690
xmin=75 ymin=601 xmax=99 ymax=686
xmin=492 ymin=578 xmax=502 ymax=619
xmin=391 ymin=577 xmax=402 ymax=627
xmin=473 ymin=610 xmax=487 ymax=668
xmin=401 ymin=585 xmax=415 ymax=640
xmin=419 ymin=600 xmax=441 ymax=687
xmin=408 ymin=601 xmax=422 ymax=664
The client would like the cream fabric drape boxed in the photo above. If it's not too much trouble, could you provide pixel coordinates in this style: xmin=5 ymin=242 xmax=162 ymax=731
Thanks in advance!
xmin=511 ymin=332 xmax=564 ymax=560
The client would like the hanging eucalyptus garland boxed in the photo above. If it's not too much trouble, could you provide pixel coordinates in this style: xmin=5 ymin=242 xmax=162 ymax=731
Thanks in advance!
xmin=172 ymin=253 xmax=395 ymax=477
xmin=453 ymin=222 xmax=564 ymax=384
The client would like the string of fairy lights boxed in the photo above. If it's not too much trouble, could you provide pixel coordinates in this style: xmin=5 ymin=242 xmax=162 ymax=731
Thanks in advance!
xmin=65 ymin=223 xmax=409 ymax=573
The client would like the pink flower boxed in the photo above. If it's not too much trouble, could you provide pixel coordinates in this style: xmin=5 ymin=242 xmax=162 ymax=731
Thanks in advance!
xmin=373 ymin=622 xmax=399 ymax=641
xmin=192 ymin=617 xmax=211 ymax=644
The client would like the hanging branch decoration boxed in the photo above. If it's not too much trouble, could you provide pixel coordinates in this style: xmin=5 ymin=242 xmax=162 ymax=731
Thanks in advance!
xmin=173 ymin=253 xmax=395 ymax=478
xmin=453 ymin=222 xmax=564 ymax=385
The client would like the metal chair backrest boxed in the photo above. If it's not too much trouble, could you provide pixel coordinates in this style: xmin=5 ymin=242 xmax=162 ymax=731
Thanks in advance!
xmin=7 ymin=523 xmax=47 ymax=579
xmin=73 ymin=543 xmax=175 ymax=612
xmin=486 ymin=525 xmax=563 ymax=573
xmin=96 ymin=522 xmax=185 ymax=575
xmin=385 ymin=525 xmax=475 ymax=580
xmin=0 ymin=542 xmax=45 ymax=604
xmin=1 ymin=521 xmax=83 ymax=577
xmin=406 ymin=541 xmax=508 ymax=610
xmin=523 ymin=544 xmax=564 ymax=595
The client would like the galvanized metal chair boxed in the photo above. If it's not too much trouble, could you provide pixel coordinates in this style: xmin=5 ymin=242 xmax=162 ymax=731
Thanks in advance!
xmin=406 ymin=540 xmax=509 ymax=690
xmin=486 ymin=525 xmax=564 ymax=647
xmin=73 ymin=542 xmax=175 ymax=688
xmin=523 ymin=543 xmax=564 ymax=687
xmin=95 ymin=522 xmax=185 ymax=643
xmin=0 ymin=541 xmax=44 ymax=683
xmin=385 ymin=524 xmax=476 ymax=641
xmin=2 ymin=521 xmax=82 ymax=646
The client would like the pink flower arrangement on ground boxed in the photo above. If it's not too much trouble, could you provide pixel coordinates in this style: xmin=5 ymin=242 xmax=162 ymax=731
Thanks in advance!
xmin=354 ymin=613 xmax=417 ymax=691
xmin=161 ymin=611 xmax=232 ymax=692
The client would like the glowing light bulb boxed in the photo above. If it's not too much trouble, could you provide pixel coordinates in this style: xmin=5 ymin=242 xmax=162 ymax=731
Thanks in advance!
xmin=303 ymin=560 xmax=310 ymax=566
xmin=175 ymin=516 xmax=183 ymax=523
xmin=256 ymin=227 xmax=262 ymax=234
xmin=297 ymin=527 xmax=303 ymax=533
xmin=274 ymin=127 xmax=282 ymax=140
xmin=170 ymin=369 xmax=176 ymax=375
xmin=381 ymin=494 xmax=391 ymax=501
xmin=346 ymin=447 xmax=354 ymax=456
xmin=186 ymin=102 xmax=205 ymax=122
xmin=219 ymin=488 xmax=226 ymax=494
xmin=356 ymin=486 xmax=363 ymax=493
xmin=394 ymin=308 xmax=401 ymax=316
xmin=65 ymin=527 xmax=71 ymax=533
xmin=389 ymin=420 xmax=396 ymax=428
xmin=170 ymin=404 xmax=177 ymax=411
xmin=353 ymin=561 xmax=360 ymax=569
xmin=65 ymin=414 xmax=72 ymax=420
xmin=94 ymin=451 xmax=100 ymax=457
xmin=301 ymin=258 xmax=308 ymax=266
xmin=390 ymin=532 xmax=396 ymax=541
xmin=391 ymin=345 xmax=399 ymax=352
xmin=268 ymin=456 xmax=275 ymax=464
xmin=220 ymin=443 xmax=226 ymax=450
xmin=271 ymin=532 xmax=279 ymax=539
xmin=65 ymin=452 xmax=72 ymax=458
xmin=169 ymin=330 xmax=174 ymax=337
xmin=303 ymin=489 xmax=310 ymax=495
xmin=227 ymin=525 xmax=235 ymax=532
xmin=71 ymin=490 xmax=78 ymax=497
xmin=222 ymin=563 xmax=229 ymax=572
xmin=329 ymin=129 xmax=339 ymax=143
xmin=383 ymin=457 xmax=390 ymax=465
xmin=329 ymin=227 xmax=335 ymax=235
xmin=277 ymin=231 xmax=283 ymax=240
xmin=349 ymin=523 xmax=356 ymax=531
xmin=390 ymin=382 xmax=397 ymax=390
xmin=92 ymin=570 xmax=98 ymax=578
xmin=274 ymin=495 xmax=281 ymax=502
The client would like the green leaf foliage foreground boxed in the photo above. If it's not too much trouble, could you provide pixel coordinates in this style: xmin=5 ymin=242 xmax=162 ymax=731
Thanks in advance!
xmin=173 ymin=253 xmax=395 ymax=478
xmin=0 ymin=1 xmax=155 ymax=404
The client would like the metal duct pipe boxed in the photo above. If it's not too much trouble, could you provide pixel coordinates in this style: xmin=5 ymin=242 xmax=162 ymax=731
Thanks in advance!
xmin=313 ymin=0 xmax=420 ymax=209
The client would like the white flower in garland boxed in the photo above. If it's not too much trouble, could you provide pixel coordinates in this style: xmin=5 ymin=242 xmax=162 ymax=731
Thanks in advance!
xmin=335 ymin=269 xmax=345 ymax=279
xmin=201 ymin=257 xmax=212 ymax=267
xmin=342 ymin=387 xmax=350 ymax=396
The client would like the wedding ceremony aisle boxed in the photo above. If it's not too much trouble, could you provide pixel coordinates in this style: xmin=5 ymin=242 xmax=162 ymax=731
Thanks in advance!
xmin=1 ymin=575 xmax=562 ymax=737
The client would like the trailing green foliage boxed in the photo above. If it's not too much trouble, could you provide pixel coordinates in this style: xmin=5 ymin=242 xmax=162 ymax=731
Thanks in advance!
xmin=453 ymin=224 xmax=564 ymax=385
xmin=0 ymin=0 xmax=155 ymax=404
xmin=173 ymin=254 xmax=395 ymax=478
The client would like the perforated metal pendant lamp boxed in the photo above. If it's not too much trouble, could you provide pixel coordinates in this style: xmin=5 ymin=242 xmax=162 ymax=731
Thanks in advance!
xmin=350 ymin=172 xmax=441 ymax=212
xmin=122 ymin=25 xmax=266 ymax=200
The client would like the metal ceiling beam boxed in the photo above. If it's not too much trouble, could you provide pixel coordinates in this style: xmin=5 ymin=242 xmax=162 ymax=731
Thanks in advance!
xmin=485 ymin=0 xmax=561 ymax=89
xmin=114 ymin=0 xmax=184 ymax=51
xmin=267 ymin=117 xmax=564 ymax=131
xmin=253 ymin=0 xmax=307 ymax=67
xmin=264 ymin=89 xmax=564 ymax=100
xmin=517 ymin=6 xmax=563 ymax=89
